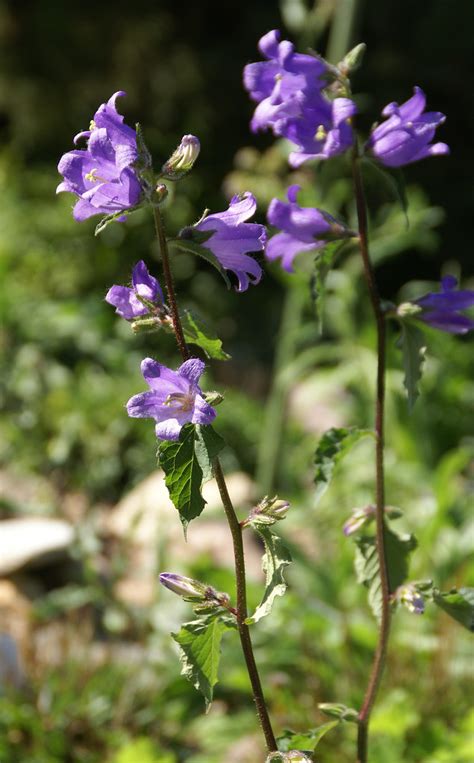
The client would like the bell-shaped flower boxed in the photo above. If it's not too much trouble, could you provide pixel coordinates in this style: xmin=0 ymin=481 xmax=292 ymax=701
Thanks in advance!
xmin=127 ymin=357 xmax=216 ymax=441
xmin=105 ymin=260 xmax=164 ymax=319
xmin=244 ymin=29 xmax=326 ymax=135
xmin=266 ymin=185 xmax=354 ymax=272
xmin=57 ymin=91 xmax=142 ymax=221
xmin=283 ymin=95 xmax=357 ymax=167
xmin=193 ymin=192 xmax=266 ymax=291
xmin=399 ymin=275 xmax=474 ymax=334
xmin=366 ymin=86 xmax=449 ymax=167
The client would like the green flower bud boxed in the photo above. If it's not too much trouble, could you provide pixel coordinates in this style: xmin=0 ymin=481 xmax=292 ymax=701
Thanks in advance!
xmin=161 ymin=135 xmax=201 ymax=180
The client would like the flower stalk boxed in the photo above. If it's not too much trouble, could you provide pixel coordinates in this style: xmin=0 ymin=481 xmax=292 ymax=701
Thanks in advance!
xmin=152 ymin=204 xmax=277 ymax=753
xmin=351 ymin=144 xmax=392 ymax=763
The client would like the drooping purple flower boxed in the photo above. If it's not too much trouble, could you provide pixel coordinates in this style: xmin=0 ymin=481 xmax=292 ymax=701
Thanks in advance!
xmin=366 ymin=86 xmax=449 ymax=167
xmin=266 ymin=185 xmax=354 ymax=272
xmin=193 ymin=192 xmax=266 ymax=291
xmin=406 ymin=275 xmax=474 ymax=334
xmin=57 ymin=91 xmax=142 ymax=221
xmin=243 ymin=29 xmax=327 ymax=135
xmin=284 ymin=95 xmax=357 ymax=167
xmin=105 ymin=260 xmax=164 ymax=319
xmin=127 ymin=357 xmax=216 ymax=441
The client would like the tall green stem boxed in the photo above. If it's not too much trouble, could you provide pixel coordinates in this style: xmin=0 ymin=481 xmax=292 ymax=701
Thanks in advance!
xmin=152 ymin=205 xmax=277 ymax=753
xmin=351 ymin=149 xmax=391 ymax=763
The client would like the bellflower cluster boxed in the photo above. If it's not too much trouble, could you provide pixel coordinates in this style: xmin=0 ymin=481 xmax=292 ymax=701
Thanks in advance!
xmin=57 ymin=91 xmax=142 ymax=221
xmin=105 ymin=260 xmax=164 ymax=319
xmin=127 ymin=358 xmax=216 ymax=441
xmin=399 ymin=275 xmax=474 ymax=334
xmin=244 ymin=29 xmax=357 ymax=166
xmin=192 ymin=192 xmax=266 ymax=291
xmin=366 ymin=86 xmax=449 ymax=167
xmin=266 ymin=185 xmax=354 ymax=271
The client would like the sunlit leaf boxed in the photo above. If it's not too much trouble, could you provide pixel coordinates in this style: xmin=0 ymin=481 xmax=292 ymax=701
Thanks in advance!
xmin=246 ymin=528 xmax=292 ymax=624
xmin=182 ymin=309 xmax=231 ymax=361
xmin=314 ymin=427 xmax=374 ymax=504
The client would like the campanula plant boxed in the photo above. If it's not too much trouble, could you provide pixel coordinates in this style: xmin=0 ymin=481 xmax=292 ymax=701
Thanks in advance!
xmin=56 ymin=24 xmax=473 ymax=763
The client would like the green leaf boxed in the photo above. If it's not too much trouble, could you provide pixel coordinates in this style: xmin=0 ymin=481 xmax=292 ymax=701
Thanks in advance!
xmin=312 ymin=243 xmax=341 ymax=334
xmin=158 ymin=424 xmax=224 ymax=533
xmin=354 ymin=527 xmax=418 ymax=619
xmin=361 ymin=158 xmax=409 ymax=226
xmin=182 ymin=310 xmax=231 ymax=360
xmin=94 ymin=206 xmax=140 ymax=235
xmin=278 ymin=721 xmax=340 ymax=752
xmin=170 ymin=238 xmax=231 ymax=289
xmin=433 ymin=587 xmax=474 ymax=632
xmin=172 ymin=613 xmax=230 ymax=709
xmin=194 ymin=424 xmax=225 ymax=483
xmin=318 ymin=703 xmax=359 ymax=723
xmin=397 ymin=322 xmax=427 ymax=410
xmin=246 ymin=528 xmax=292 ymax=624
xmin=314 ymin=427 xmax=374 ymax=504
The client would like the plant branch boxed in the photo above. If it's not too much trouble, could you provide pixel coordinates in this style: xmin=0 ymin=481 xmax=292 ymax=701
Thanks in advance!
xmin=152 ymin=204 xmax=277 ymax=753
xmin=351 ymin=147 xmax=392 ymax=763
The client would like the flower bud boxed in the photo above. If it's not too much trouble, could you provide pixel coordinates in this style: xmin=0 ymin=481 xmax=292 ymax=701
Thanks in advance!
xmin=159 ymin=573 xmax=208 ymax=600
xmin=204 ymin=390 xmax=225 ymax=406
xmin=397 ymin=302 xmax=423 ymax=318
xmin=339 ymin=43 xmax=367 ymax=75
xmin=396 ymin=584 xmax=425 ymax=614
xmin=343 ymin=505 xmax=375 ymax=536
xmin=161 ymin=134 xmax=201 ymax=180
xmin=242 ymin=495 xmax=290 ymax=527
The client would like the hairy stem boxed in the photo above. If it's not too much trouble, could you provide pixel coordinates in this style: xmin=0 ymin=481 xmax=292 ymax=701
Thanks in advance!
xmin=152 ymin=205 xmax=277 ymax=752
xmin=351 ymin=148 xmax=391 ymax=763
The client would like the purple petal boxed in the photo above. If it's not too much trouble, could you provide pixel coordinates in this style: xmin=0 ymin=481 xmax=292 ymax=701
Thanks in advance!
xmin=177 ymin=358 xmax=206 ymax=386
xmin=155 ymin=419 xmax=184 ymax=441
xmin=258 ymin=29 xmax=281 ymax=59
xmin=141 ymin=358 xmax=187 ymax=393
xmin=191 ymin=396 xmax=217 ymax=426
xmin=132 ymin=260 xmax=163 ymax=303
xmin=265 ymin=232 xmax=322 ymax=272
xmin=72 ymin=197 xmax=111 ymax=221
xmin=127 ymin=390 xmax=169 ymax=418
xmin=420 ymin=310 xmax=474 ymax=334
xmin=105 ymin=285 xmax=148 ymax=319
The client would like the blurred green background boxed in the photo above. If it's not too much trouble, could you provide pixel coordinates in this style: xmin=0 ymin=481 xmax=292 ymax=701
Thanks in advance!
xmin=0 ymin=0 xmax=473 ymax=761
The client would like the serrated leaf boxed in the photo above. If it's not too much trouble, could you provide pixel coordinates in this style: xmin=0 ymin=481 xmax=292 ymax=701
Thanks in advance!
xmin=278 ymin=721 xmax=340 ymax=752
xmin=246 ymin=528 xmax=292 ymax=624
xmin=433 ymin=587 xmax=474 ymax=632
xmin=354 ymin=527 xmax=418 ymax=619
xmin=158 ymin=424 xmax=224 ymax=533
xmin=172 ymin=614 xmax=229 ymax=709
xmin=194 ymin=424 xmax=225 ymax=483
xmin=182 ymin=310 xmax=230 ymax=360
xmin=396 ymin=322 xmax=427 ymax=410
xmin=314 ymin=427 xmax=374 ymax=504
xmin=171 ymin=238 xmax=232 ymax=289
xmin=312 ymin=243 xmax=341 ymax=334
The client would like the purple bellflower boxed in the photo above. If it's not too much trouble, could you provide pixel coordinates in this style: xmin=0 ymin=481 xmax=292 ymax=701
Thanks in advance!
xmin=243 ymin=29 xmax=326 ymax=135
xmin=127 ymin=357 xmax=216 ymax=441
xmin=401 ymin=275 xmax=474 ymax=334
xmin=284 ymin=96 xmax=357 ymax=167
xmin=105 ymin=260 xmax=164 ymax=319
xmin=193 ymin=192 xmax=266 ymax=291
xmin=366 ymin=86 xmax=449 ymax=167
xmin=57 ymin=91 xmax=142 ymax=221
xmin=266 ymin=185 xmax=354 ymax=272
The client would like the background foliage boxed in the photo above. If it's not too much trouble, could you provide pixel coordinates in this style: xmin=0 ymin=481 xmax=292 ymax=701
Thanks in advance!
xmin=0 ymin=0 xmax=473 ymax=761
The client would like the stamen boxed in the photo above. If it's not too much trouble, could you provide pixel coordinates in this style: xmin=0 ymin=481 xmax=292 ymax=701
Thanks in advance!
xmin=315 ymin=124 xmax=327 ymax=141
xmin=164 ymin=392 xmax=194 ymax=412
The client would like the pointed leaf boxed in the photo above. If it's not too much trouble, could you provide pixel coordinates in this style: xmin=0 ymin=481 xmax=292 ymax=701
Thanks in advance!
xmin=246 ymin=528 xmax=292 ymax=624
xmin=433 ymin=587 xmax=474 ymax=632
xmin=354 ymin=527 xmax=417 ymax=619
xmin=396 ymin=322 xmax=427 ymax=410
xmin=170 ymin=238 xmax=231 ymax=289
xmin=314 ymin=427 xmax=374 ymax=504
xmin=172 ymin=614 xmax=229 ymax=709
xmin=182 ymin=310 xmax=231 ymax=360
xmin=278 ymin=721 xmax=340 ymax=753
xmin=311 ymin=242 xmax=342 ymax=334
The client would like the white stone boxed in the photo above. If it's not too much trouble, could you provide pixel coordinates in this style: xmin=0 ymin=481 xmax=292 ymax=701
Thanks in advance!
xmin=0 ymin=519 xmax=74 ymax=575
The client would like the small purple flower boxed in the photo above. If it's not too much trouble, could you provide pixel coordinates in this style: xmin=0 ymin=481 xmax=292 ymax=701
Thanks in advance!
xmin=105 ymin=260 xmax=164 ymax=319
xmin=127 ymin=357 xmax=216 ymax=441
xmin=266 ymin=185 xmax=354 ymax=272
xmin=193 ymin=192 xmax=266 ymax=291
xmin=284 ymin=96 xmax=357 ymax=167
xmin=57 ymin=91 xmax=142 ymax=221
xmin=366 ymin=86 xmax=449 ymax=167
xmin=243 ymin=29 xmax=326 ymax=135
xmin=396 ymin=584 xmax=425 ymax=615
xmin=403 ymin=275 xmax=474 ymax=334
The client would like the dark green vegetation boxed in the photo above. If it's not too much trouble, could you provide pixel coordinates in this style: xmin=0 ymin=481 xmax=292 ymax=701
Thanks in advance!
xmin=0 ymin=1 xmax=473 ymax=761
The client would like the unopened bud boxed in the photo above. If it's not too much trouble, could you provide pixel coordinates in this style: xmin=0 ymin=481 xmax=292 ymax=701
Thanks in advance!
xmin=339 ymin=43 xmax=367 ymax=75
xmin=243 ymin=495 xmax=290 ymax=527
xmin=131 ymin=316 xmax=162 ymax=334
xmin=161 ymin=134 xmax=201 ymax=180
xmin=396 ymin=584 xmax=425 ymax=615
xmin=204 ymin=391 xmax=225 ymax=406
xmin=343 ymin=505 xmax=375 ymax=536
xmin=397 ymin=302 xmax=423 ymax=318
xmin=159 ymin=573 xmax=207 ymax=600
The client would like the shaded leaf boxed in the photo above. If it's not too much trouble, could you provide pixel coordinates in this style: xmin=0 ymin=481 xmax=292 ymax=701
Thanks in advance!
xmin=354 ymin=527 xmax=418 ymax=619
xmin=194 ymin=424 xmax=225 ymax=483
xmin=172 ymin=614 xmax=230 ymax=709
xmin=433 ymin=587 xmax=474 ymax=632
xmin=311 ymin=242 xmax=342 ymax=334
xmin=171 ymin=237 xmax=231 ymax=289
xmin=397 ymin=322 xmax=427 ymax=410
xmin=182 ymin=309 xmax=230 ymax=360
xmin=361 ymin=158 xmax=409 ymax=226
xmin=314 ymin=427 xmax=374 ymax=504
xmin=246 ymin=528 xmax=292 ymax=624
